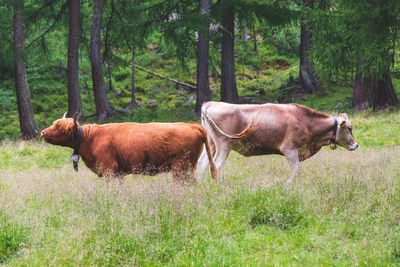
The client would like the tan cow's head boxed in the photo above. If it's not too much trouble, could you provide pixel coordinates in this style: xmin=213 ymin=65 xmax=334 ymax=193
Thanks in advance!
xmin=335 ymin=113 xmax=358 ymax=151
xmin=41 ymin=112 xmax=80 ymax=147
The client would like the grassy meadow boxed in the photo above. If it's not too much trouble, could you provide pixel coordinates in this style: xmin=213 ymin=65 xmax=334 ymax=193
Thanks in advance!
xmin=1 ymin=111 xmax=400 ymax=266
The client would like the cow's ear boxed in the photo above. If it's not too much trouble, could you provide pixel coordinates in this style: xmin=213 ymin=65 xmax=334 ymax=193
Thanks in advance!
xmin=339 ymin=113 xmax=348 ymax=120
xmin=340 ymin=120 xmax=346 ymax=127
xmin=73 ymin=112 xmax=79 ymax=129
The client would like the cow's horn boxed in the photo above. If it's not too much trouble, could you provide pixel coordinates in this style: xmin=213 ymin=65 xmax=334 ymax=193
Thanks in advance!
xmin=73 ymin=112 xmax=79 ymax=128
xmin=63 ymin=112 xmax=67 ymax=119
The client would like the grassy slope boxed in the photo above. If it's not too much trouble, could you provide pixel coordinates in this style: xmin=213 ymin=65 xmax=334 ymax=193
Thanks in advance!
xmin=0 ymin=111 xmax=400 ymax=266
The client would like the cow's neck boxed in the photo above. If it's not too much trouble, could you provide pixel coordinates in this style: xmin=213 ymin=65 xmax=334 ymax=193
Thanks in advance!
xmin=312 ymin=116 xmax=338 ymax=146
xmin=301 ymin=116 xmax=337 ymax=160
xmin=72 ymin=124 xmax=97 ymax=149
xmin=73 ymin=126 xmax=83 ymax=154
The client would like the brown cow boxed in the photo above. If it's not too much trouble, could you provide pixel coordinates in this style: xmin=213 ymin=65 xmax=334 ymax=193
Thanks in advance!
xmin=197 ymin=101 xmax=358 ymax=183
xmin=41 ymin=113 xmax=217 ymax=182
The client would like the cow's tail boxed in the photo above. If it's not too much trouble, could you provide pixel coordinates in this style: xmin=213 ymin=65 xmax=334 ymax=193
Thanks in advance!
xmin=197 ymin=126 xmax=218 ymax=180
xmin=202 ymin=108 xmax=258 ymax=140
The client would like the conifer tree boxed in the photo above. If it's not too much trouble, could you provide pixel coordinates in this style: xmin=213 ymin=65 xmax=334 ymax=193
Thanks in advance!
xmin=311 ymin=0 xmax=399 ymax=110
xmin=218 ymin=0 xmax=296 ymax=103
xmin=130 ymin=0 xmax=140 ymax=108
xmin=90 ymin=0 xmax=111 ymax=121
xmin=220 ymin=1 xmax=239 ymax=103
xmin=67 ymin=0 xmax=82 ymax=118
xmin=299 ymin=0 xmax=318 ymax=93
xmin=196 ymin=0 xmax=211 ymax=112
xmin=13 ymin=0 xmax=38 ymax=139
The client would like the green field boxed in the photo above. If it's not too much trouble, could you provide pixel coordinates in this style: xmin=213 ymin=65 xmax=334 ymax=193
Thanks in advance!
xmin=1 ymin=111 xmax=400 ymax=266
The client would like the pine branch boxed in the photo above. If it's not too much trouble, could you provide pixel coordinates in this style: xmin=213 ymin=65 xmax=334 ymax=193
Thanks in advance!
xmin=27 ymin=0 xmax=60 ymax=21
xmin=103 ymin=0 xmax=115 ymax=62
xmin=112 ymin=0 xmax=132 ymax=50
xmin=26 ymin=0 xmax=68 ymax=49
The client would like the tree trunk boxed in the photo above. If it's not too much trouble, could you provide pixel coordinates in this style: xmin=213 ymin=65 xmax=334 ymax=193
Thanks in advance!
xmin=13 ymin=0 xmax=38 ymax=139
xmin=299 ymin=0 xmax=318 ymax=93
xmin=220 ymin=3 xmax=239 ymax=103
xmin=352 ymin=61 xmax=371 ymax=110
xmin=353 ymin=61 xmax=399 ymax=110
xmin=90 ymin=0 xmax=111 ymax=122
xmin=195 ymin=0 xmax=211 ymax=113
xmin=253 ymin=23 xmax=257 ymax=54
xmin=131 ymin=46 xmax=140 ymax=107
xmin=130 ymin=0 xmax=139 ymax=108
xmin=67 ymin=0 xmax=82 ymax=118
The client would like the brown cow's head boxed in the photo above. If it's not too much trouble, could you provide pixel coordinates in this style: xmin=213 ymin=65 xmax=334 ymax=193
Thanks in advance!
xmin=335 ymin=113 xmax=358 ymax=151
xmin=41 ymin=112 xmax=80 ymax=148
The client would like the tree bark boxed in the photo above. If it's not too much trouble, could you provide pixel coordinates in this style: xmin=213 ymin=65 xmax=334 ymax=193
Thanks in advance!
xmin=353 ymin=61 xmax=399 ymax=110
xmin=352 ymin=61 xmax=371 ymax=110
xmin=90 ymin=0 xmax=111 ymax=122
xmin=195 ymin=0 xmax=211 ymax=113
xmin=253 ymin=23 xmax=258 ymax=54
xmin=220 ymin=3 xmax=239 ymax=103
xmin=67 ymin=0 xmax=82 ymax=118
xmin=13 ymin=0 xmax=38 ymax=140
xmin=299 ymin=0 xmax=318 ymax=93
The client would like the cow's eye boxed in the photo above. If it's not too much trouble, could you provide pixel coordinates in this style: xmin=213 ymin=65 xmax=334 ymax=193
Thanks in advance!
xmin=348 ymin=127 xmax=352 ymax=133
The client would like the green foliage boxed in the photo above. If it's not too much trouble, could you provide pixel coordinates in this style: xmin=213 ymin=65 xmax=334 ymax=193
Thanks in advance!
xmin=311 ymin=0 xmax=400 ymax=82
xmin=235 ymin=0 xmax=300 ymax=27
xmin=0 ymin=1 xmax=14 ymax=79
xmin=296 ymin=84 xmax=353 ymax=112
xmin=0 ymin=210 xmax=28 ymax=263
xmin=235 ymin=187 xmax=310 ymax=230
xmin=270 ymin=23 xmax=300 ymax=56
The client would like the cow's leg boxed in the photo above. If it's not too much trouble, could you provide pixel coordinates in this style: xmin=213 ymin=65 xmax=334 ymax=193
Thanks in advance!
xmin=172 ymin=172 xmax=182 ymax=183
xmin=283 ymin=149 xmax=300 ymax=184
xmin=98 ymin=161 xmax=119 ymax=184
xmin=117 ymin=174 xmax=125 ymax=185
xmin=196 ymin=140 xmax=216 ymax=181
xmin=171 ymin=160 xmax=188 ymax=184
xmin=184 ymin=169 xmax=196 ymax=185
xmin=102 ymin=174 xmax=113 ymax=184
xmin=196 ymin=146 xmax=209 ymax=181
xmin=213 ymin=143 xmax=231 ymax=181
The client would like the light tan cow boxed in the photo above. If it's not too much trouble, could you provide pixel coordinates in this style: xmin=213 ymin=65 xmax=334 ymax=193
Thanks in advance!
xmin=197 ymin=101 xmax=358 ymax=183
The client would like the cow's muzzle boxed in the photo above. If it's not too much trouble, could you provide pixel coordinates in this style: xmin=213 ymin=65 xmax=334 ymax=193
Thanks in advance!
xmin=349 ymin=142 xmax=358 ymax=150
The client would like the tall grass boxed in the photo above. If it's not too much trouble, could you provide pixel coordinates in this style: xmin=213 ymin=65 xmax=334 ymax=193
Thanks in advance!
xmin=0 ymin=211 xmax=27 ymax=263
xmin=0 ymin=112 xmax=399 ymax=265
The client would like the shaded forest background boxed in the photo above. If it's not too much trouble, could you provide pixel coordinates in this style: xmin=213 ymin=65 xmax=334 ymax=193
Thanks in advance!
xmin=1 ymin=0 xmax=400 ymax=139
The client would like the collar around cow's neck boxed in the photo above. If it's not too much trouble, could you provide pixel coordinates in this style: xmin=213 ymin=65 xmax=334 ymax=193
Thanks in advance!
xmin=71 ymin=126 xmax=83 ymax=172
xmin=74 ymin=126 xmax=83 ymax=154
xmin=330 ymin=117 xmax=338 ymax=149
